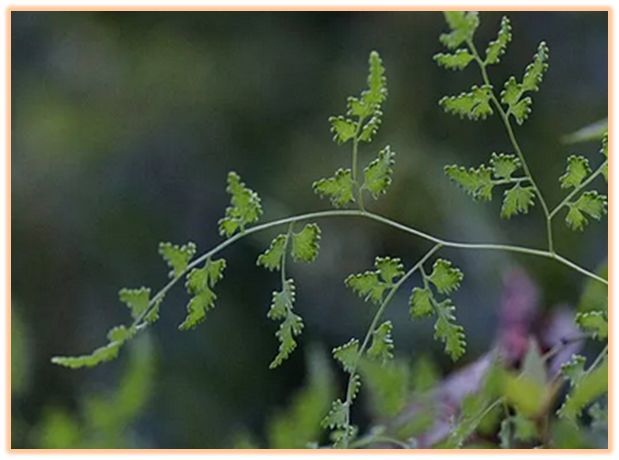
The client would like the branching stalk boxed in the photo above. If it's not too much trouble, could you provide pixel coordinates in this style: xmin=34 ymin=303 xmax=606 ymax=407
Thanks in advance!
xmin=467 ymin=40 xmax=555 ymax=253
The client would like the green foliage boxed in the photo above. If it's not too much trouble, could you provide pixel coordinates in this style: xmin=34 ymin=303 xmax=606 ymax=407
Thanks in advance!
xmin=409 ymin=258 xmax=466 ymax=360
xmin=40 ymin=336 xmax=155 ymax=448
xmin=560 ymin=155 xmax=591 ymax=189
xmin=485 ymin=16 xmax=512 ymax=65
xmin=500 ymin=42 xmax=549 ymax=125
xmin=575 ymin=311 xmax=608 ymax=340
xmin=358 ymin=358 xmax=410 ymax=417
xmin=268 ymin=279 xmax=303 ymax=369
xmin=51 ymin=325 xmax=135 ymax=369
xmin=321 ymin=399 xmax=348 ymax=429
xmin=312 ymin=168 xmax=355 ymax=208
xmin=433 ymin=299 xmax=466 ymax=361
xmin=158 ymin=241 xmax=196 ymax=279
xmin=291 ymin=223 xmax=321 ymax=263
xmin=501 ymin=184 xmax=535 ymax=218
xmin=332 ymin=339 xmax=359 ymax=373
xmin=439 ymin=85 xmax=493 ymax=120
xmin=179 ymin=258 xmax=226 ymax=330
xmin=345 ymin=256 xmax=404 ymax=305
xmin=444 ymin=363 xmax=502 ymax=448
xmin=51 ymin=15 xmax=608 ymax=449
xmin=409 ymin=287 xmax=433 ymax=318
xmin=362 ymin=145 xmax=395 ymax=199
xmin=266 ymin=347 xmax=336 ymax=448
xmin=578 ymin=262 xmax=608 ymax=312
xmin=490 ymin=153 xmax=521 ymax=180
xmin=428 ymin=258 xmax=463 ymax=294
xmin=367 ymin=321 xmax=394 ymax=363
xmin=558 ymin=357 xmax=608 ymax=423
xmin=439 ymin=11 xmax=480 ymax=49
xmin=256 ymin=234 xmax=287 ymax=271
xmin=218 ymin=171 xmax=263 ymax=237
xmin=329 ymin=116 xmax=357 ymax=144
xmin=434 ymin=49 xmax=475 ymax=71
xmin=444 ymin=164 xmax=493 ymax=201
xmin=565 ymin=191 xmax=607 ymax=231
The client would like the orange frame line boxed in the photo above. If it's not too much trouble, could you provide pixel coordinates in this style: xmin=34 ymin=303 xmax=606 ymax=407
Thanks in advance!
xmin=4 ymin=3 xmax=613 ymax=455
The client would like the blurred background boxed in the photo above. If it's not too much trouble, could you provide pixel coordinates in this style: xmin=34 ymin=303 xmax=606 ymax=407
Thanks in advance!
xmin=11 ymin=11 xmax=607 ymax=448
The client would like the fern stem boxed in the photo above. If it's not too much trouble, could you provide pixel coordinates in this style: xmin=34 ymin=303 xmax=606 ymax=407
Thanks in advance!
xmin=133 ymin=208 xmax=606 ymax=328
xmin=352 ymin=120 xmax=366 ymax=212
xmin=340 ymin=243 xmax=443 ymax=447
xmin=548 ymin=160 xmax=608 ymax=219
xmin=467 ymin=40 xmax=555 ymax=254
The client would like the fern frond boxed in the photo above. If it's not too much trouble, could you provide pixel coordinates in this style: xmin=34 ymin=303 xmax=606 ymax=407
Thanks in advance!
xmin=332 ymin=339 xmax=359 ymax=373
xmin=367 ymin=321 xmax=394 ymax=364
xmin=312 ymin=168 xmax=355 ymax=208
xmin=439 ymin=85 xmax=493 ymax=121
xmin=485 ymin=16 xmax=512 ymax=65
xmin=362 ymin=145 xmax=395 ymax=199
xmin=218 ymin=171 xmax=263 ymax=237
xmin=158 ymin=241 xmax=196 ymax=279
xmin=291 ymin=223 xmax=321 ymax=263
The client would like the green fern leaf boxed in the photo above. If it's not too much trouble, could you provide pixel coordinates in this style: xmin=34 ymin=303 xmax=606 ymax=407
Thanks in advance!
xmin=345 ymin=271 xmax=386 ymax=305
xmin=434 ymin=49 xmax=475 ymax=70
xmin=364 ymin=50 xmax=387 ymax=108
xmin=501 ymin=184 xmax=535 ymax=218
xmin=312 ymin=168 xmax=355 ymax=208
xmin=509 ymin=97 xmax=533 ymax=125
xmin=367 ymin=321 xmax=394 ymax=363
xmin=428 ymin=258 xmax=463 ymax=294
xmin=257 ymin=234 xmax=287 ymax=271
xmin=218 ymin=171 xmax=263 ymax=237
xmin=490 ymin=153 xmax=521 ymax=179
xmin=601 ymin=133 xmax=608 ymax=181
xmin=444 ymin=164 xmax=494 ymax=200
xmin=439 ymin=11 xmax=480 ymax=49
xmin=375 ymin=256 xmax=404 ymax=284
xmin=485 ymin=16 xmax=512 ymax=65
xmin=522 ymin=41 xmax=549 ymax=92
xmin=560 ymin=355 xmax=586 ymax=385
xmin=268 ymin=279 xmax=296 ymax=321
xmin=439 ymin=85 xmax=493 ymax=120
xmin=179 ymin=258 xmax=226 ymax=330
xmin=271 ymin=312 xmax=304 ymax=369
xmin=560 ymin=155 xmax=591 ymax=189
xmin=575 ymin=311 xmax=608 ymax=340
xmin=558 ymin=357 xmax=608 ymax=423
xmin=345 ymin=256 xmax=403 ymax=305
xmin=434 ymin=299 xmax=466 ymax=360
xmin=344 ymin=51 xmax=387 ymax=137
xmin=409 ymin=287 xmax=433 ymax=318
xmin=321 ymin=399 xmax=348 ymax=429
xmin=500 ymin=42 xmax=549 ymax=124
xmin=501 ymin=76 xmax=522 ymax=106
xmin=158 ymin=241 xmax=196 ymax=279
xmin=362 ymin=145 xmax=395 ymax=199
xmin=357 ymin=114 xmax=382 ymax=143
xmin=349 ymin=374 xmax=362 ymax=401
xmin=332 ymin=338 xmax=359 ymax=373
xmin=51 ymin=325 xmax=136 ymax=369
xmin=119 ymin=287 xmax=150 ymax=320
xmin=329 ymin=116 xmax=357 ymax=144
xmin=565 ymin=191 xmax=607 ymax=231
xmin=268 ymin=279 xmax=303 ymax=369
xmin=291 ymin=223 xmax=321 ymax=263
xmin=434 ymin=302 xmax=464 ymax=357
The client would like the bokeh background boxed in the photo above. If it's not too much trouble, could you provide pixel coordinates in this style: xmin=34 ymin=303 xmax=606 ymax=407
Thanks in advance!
xmin=11 ymin=11 xmax=607 ymax=448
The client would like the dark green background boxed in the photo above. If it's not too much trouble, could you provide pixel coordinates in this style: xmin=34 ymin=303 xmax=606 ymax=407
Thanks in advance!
xmin=11 ymin=11 xmax=607 ymax=448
